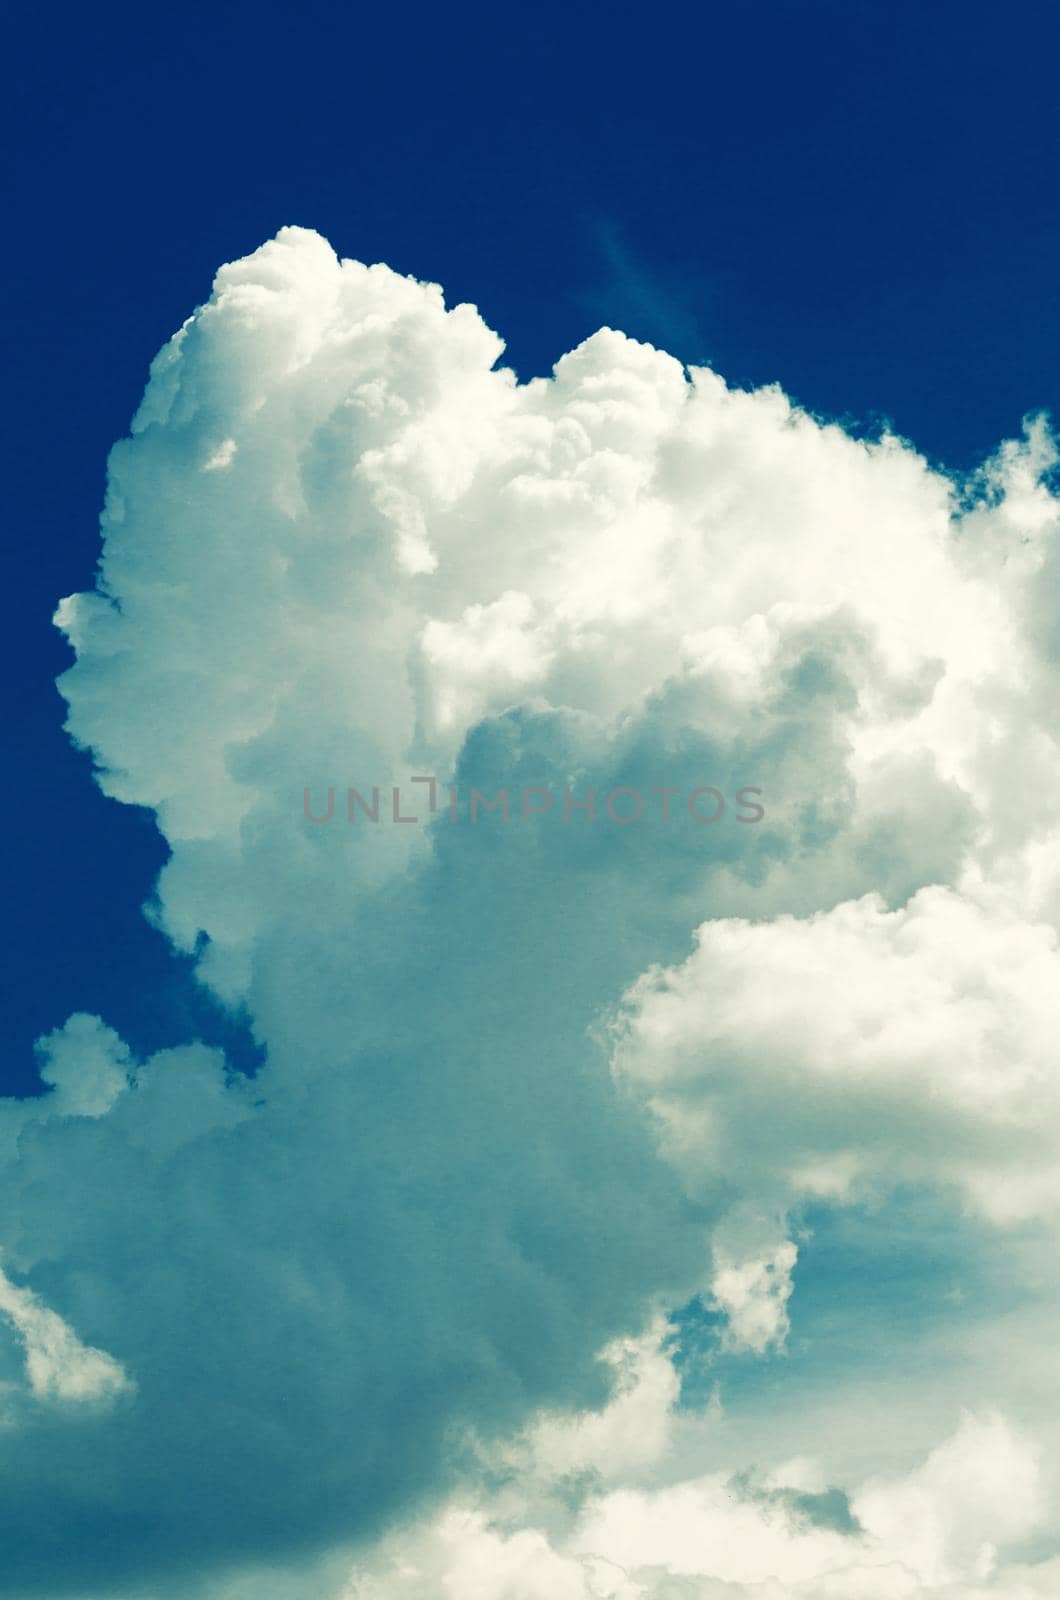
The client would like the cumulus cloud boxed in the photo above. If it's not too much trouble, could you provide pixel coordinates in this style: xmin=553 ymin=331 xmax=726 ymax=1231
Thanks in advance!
xmin=34 ymin=1012 xmax=132 ymax=1118
xmin=612 ymin=885 xmax=1060 ymax=1225
xmin=486 ymin=1318 xmax=682 ymax=1492
xmin=0 ymin=225 xmax=1055 ymax=1595
xmin=709 ymin=1241 xmax=797 ymax=1356
xmin=343 ymin=1413 xmax=1048 ymax=1600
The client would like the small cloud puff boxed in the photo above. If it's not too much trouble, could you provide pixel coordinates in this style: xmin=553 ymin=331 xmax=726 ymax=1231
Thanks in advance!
xmin=0 ymin=1267 xmax=133 ymax=1405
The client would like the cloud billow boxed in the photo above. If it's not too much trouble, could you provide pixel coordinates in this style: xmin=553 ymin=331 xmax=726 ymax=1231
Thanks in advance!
xmin=0 ymin=227 xmax=1057 ymax=1596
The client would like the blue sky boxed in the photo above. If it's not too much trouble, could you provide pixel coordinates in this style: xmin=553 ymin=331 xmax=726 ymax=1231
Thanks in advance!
xmin=3 ymin=8 xmax=1060 ymax=1598
xmin=4 ymin=0 xmax=1060 ymax=1090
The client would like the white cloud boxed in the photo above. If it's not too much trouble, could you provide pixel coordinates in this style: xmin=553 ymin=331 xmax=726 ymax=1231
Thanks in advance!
xmin=1 ymin=225 xmax=1055 ymax=1594
xmin=855 ymin=1413 xmax=1041 ymax=1589
xmin=710 ymin=1241 xmax=798 ymax=1356
xmin=491 ymin=1319 xmax=682 ymax=1490
xmin=0 ymin=1266 xmax=132 ymax=1405
xmin=612 ymin=886 xmax=1060 ymax=1225
xmin=344 ymin=1510 xmax=640 ymax=1600
xmin=51 ymin=228 xmax=1058 ymax=1003
xmin=34 ymin=1011 xmax=132 ymax=1118
xmin=345 ymin=1413 xmax=1044 ymax=1600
